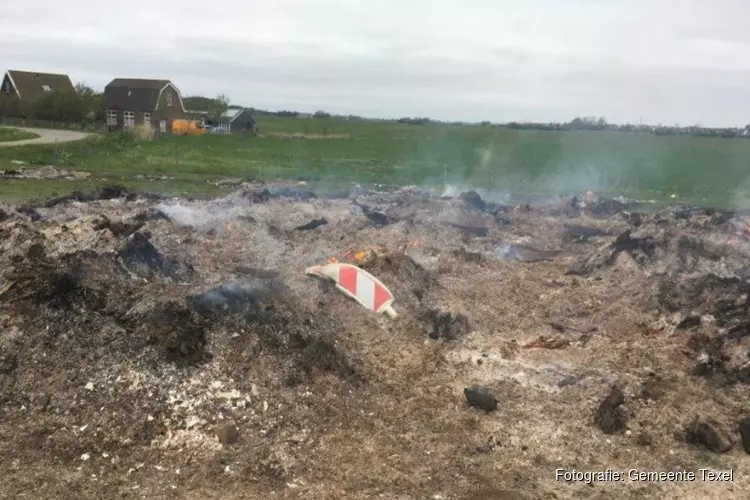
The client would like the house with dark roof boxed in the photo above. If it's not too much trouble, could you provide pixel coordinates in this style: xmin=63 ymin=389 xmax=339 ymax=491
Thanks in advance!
xmin=104 ymin=78 xmax=185 ymax=133
xmin=209 ymin=107 xmax=256 ymax=134
xmin=1 ymin=70 xmax=76 ymax=102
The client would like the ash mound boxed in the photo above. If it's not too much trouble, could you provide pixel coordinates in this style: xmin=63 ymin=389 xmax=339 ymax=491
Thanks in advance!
xmin=2 ymin=183 xmax=750 ymax=498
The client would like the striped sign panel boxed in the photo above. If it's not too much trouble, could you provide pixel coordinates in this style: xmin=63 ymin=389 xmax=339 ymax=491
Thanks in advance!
xmin=337 ymin=264 xmax=392 ymax=313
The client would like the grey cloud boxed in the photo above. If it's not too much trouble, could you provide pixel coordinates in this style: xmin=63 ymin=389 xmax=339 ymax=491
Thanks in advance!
xmin=1 ymin=0 xmax=749 ymax=125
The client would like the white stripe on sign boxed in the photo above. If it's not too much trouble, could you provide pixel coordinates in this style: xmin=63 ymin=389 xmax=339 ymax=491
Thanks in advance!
xmin=356 ymin=268 xmax=375 ymax=310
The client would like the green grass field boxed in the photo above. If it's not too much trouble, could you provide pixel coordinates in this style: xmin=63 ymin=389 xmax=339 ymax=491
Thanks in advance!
xmin=1 ymin=116 xmax=750 ymax=207
xmin=0 ymin=127 xmax=39 ymax=143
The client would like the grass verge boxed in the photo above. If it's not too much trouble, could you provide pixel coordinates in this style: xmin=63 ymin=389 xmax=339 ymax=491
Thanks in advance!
xmin=0 ymin=127 xmax=40 ymax=143
xmin=0 ymin=116 xmax=749 ymax=208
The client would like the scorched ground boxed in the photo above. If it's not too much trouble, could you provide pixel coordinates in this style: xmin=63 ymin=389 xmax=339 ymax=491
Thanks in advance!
xmin=1 ymin=183 xmax=749 ymax=499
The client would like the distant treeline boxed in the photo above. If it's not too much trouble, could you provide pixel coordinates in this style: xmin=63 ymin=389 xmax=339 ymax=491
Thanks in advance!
xmin=506 ymin=116 xmax=750 ymax=139
xmin=249 ymin=109 xmax=366 ymax=121
xmin=244 ymin=109 xmax=439 ymax=125
xmin=180 ymin=106 xmax=750 ymax=139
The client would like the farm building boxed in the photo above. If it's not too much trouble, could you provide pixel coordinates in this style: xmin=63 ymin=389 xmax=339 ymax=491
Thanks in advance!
xmin=104 ymin=78 xmax=185 ymax=134
xmin=1 ymin=70 xmax=76 ymax=103
xmin=209 ymin=107 xmax=256 ymax=134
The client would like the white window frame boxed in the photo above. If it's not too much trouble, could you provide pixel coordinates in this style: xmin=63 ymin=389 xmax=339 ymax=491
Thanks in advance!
xmin=106 ymin=109 xmax=118 ymax=126
xmin=166 ymin=93 xmax=173 ymax=107
xmin=143 ymin=112 xmax=151 ymax=124
xmin=123 ymin=111 xmax=135 ymax=129
xmin=41 ymin=85 xmax=51 ymax=92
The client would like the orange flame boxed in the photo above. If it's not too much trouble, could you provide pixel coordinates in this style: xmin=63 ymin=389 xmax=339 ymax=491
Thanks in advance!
xmin=326 ymin=256 xmax=339 ymax=264
xmin=342 ymin=248 xmax=376 ymax=263
xmin=354 ymin=251 xmax=368 ymax=262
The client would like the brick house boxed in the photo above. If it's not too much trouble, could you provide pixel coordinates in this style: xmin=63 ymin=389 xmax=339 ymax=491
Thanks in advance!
xmin=104 ymin=78 xmax=185 ymax=133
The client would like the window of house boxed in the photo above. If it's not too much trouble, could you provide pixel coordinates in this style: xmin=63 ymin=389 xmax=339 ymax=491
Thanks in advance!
xmin=106 ymin=109 xmax=118 ymax=126
xmin=166 ymin=93 xmax=173 ymax=107
xmin=143 ymin=112 xmax=151 ymax=124
xmin=123 ymin=111 xmax=135 ymax=129
xmin=41 ymin=85 xmax=51 ymax=92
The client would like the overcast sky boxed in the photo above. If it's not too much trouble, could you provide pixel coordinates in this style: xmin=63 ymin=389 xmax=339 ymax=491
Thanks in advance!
xmin=2 ymin=0 xmax=749 ymax=126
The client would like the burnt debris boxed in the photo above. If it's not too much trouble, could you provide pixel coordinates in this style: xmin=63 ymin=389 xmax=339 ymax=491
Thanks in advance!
xmin=294 ymin=218 xmax=328 ymax=231
xmin=464 ymin=386 xmax=498 ymax=411
xmin=248 ymin=186 xmax=318 ymax=203
xmin=93 ymin=216 xmax=145 ymax=238
xmin=354 ymin=200 xmax=390 ymax=228
xmin=133 ymin=208 xmax=172 ymax=223
xmin=675 ymin=235 xmax=724 ymax=269
xmin=584 ymin=198 xmax=631 ymax=217
xmin=594 ymin=385 xmax=630 ymax=434
xmin=563 ymin=224 xmax=610 ymax=242
xmin=676 ymin=315 xmax=702 ymax=330
xmin=424 ymin=309 xmax=470 ymax=340
xmin=364 ymin=211 xmax=390 ymax=227
xmin=460 ymin=191 xmax=487 ymax=212
xmin=447 ymin=223 xmax=489 ymax=238
xmin=15 ymin=206 xmax=42 ymax=222
xmin=3 ymin=183 xmax=750 ymax=496
xmin=659 ymin=274 xmax=750 ymax=332
xmin=611 ymin=230 xmax=657 ymax=259
xmin=684 ymin=418 xmax=733 ymax=453
xmin=187 ymin=277 xmax=284 ymax=319
xmin=141 ymin=301 xmax=210 ymax=366
xmin=41 ymin=185 xmax=134 ymax=209
xmin=739 ymin=419 xmax=750 ymax=454
xmin=493 ymin=243 xmax=559 ymax=262
xmin=0 ymin=352 xmax=18 ymax=375
xmin=117 ymin=232 xmax=194 ymax=280
xmin=233 ymin=266 xmax=281 ymax=279
xmin=569 ymin=229 xmax=659 ymax=275
xmin=268 ymin=186 xmax=318 ymax=200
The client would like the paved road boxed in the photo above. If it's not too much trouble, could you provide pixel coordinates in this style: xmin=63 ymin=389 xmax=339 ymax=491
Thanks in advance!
xmin=0 ymin=127 xmax=91 ymax=147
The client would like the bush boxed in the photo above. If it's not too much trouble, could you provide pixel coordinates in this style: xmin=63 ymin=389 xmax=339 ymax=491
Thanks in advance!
xmin=30 ymin=89 xmax=85 ymax=122
xmin=131 ymin=123 xmax=156 ymax=141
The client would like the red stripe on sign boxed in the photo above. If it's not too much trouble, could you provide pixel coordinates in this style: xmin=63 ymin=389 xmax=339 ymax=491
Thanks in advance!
xmin=338 ymin=266 xmax=358 ymax=296
xmin=373 ymin=282 xmax=392 ymax=312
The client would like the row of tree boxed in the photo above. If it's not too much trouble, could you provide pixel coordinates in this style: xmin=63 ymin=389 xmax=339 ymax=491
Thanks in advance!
xmin=0 ymin=85 xmax=234 ymax=124
xmin=248 ymin=108 xmax=364 ymax=120
xmin=182 ymin=94 xmax=230 ymax=122
xmin=506 ymin=117 xmax=750 ymax=138
xmin=0 ymin=83 xmax=106 ymax=123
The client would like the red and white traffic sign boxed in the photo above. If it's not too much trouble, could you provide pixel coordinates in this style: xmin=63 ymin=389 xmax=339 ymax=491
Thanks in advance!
xmin=306 ymin=262 xmax=398 ymax=318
